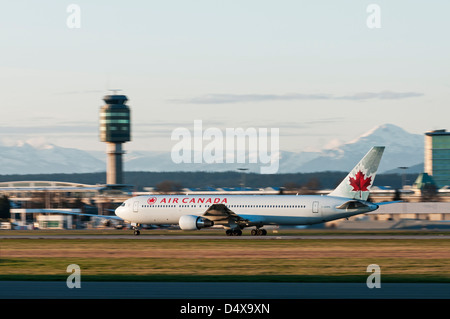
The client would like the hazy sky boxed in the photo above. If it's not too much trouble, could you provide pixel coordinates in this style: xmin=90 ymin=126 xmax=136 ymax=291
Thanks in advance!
xmin=1 ymin=1 xmax=449 ymax=153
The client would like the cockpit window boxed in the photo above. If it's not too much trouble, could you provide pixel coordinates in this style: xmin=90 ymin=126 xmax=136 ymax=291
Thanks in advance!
xmin=120 ymin=202 xmax=126 ymax=207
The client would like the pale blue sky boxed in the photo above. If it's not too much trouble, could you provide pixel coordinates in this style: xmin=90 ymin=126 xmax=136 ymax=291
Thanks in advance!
xmin=0 ymin=1 xmax=449 ymax=152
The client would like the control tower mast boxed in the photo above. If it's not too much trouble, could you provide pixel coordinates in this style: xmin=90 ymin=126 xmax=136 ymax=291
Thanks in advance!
xmin=99 ymin=92 xmax=131 ymax=185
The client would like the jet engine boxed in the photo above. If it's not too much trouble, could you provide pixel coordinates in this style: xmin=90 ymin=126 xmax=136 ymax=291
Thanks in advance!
xmin=179 ymin=215 xmax=214 ymax=230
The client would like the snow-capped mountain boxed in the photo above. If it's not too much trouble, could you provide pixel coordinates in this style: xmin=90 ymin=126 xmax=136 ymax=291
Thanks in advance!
xmin=294 ymin=124 xmax=424 ymax=173
xmin=0 ymin=124 xmax=424 ymax=174
xmin=0 ymin=142 xmax=104 ymax=174
xmin=122 ymin=123 xmax=424 ymax=174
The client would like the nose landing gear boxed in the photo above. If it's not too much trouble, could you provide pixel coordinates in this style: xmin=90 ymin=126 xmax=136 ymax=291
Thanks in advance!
xmin=131 ymin=223 xmax=141 ymax=236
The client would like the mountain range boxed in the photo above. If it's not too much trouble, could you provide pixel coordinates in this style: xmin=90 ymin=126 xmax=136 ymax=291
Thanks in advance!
xmin=0 ymin=142 xmax=105 ymax=175
xmin=0 ymin=124 xmax=424 ymax=175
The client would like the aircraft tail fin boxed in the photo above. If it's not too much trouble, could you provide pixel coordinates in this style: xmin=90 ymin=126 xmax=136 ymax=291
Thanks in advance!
xmin=328 ymin=146 xmax=385 ymax=201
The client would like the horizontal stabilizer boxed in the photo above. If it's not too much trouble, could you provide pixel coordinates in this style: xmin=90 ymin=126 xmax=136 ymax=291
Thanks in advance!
xmin=375 ymin=200 xmax=403 ymax=206
xmin=336 ymin=200 xmax=370 ymax=209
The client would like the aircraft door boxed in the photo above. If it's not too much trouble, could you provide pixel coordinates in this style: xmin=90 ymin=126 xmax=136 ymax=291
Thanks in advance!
xmin=133 ymin=201 xmax=139 ymax=213
xmin=312 ymin=201 xmax=319 ymax=214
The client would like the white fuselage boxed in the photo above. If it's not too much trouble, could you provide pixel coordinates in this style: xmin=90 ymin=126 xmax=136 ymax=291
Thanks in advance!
xmin=115 ymin=194 xmax=378 ymax=227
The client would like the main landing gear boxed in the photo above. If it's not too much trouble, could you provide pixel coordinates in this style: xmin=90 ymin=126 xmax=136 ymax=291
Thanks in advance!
xmin=225 ymin=229 xmax=242 ymax=236
xmin=251 ymin=228 xmax=267 ymax=236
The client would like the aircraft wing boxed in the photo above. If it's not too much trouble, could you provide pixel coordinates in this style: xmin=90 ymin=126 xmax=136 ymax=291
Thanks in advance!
xmin=202 ymin=204 xmax=250 ymax=228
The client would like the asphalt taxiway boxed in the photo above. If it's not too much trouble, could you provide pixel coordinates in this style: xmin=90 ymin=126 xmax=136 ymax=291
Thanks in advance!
xmin=0 ymin=281 xmax=449 ymax=299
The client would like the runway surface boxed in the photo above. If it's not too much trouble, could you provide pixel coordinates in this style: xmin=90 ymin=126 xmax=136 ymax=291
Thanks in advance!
xmin=3 ymin=233 xmax=449 ymax=301
xmin=1 ymin=281 xmax=449 ymax=299
xmin=1 ymin=234 xmax=449 ymax=240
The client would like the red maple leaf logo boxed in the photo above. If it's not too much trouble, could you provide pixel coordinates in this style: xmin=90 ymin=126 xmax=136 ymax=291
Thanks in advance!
xmin=349 ymin=171 xmax=372 ymax=196
xmin=147 ymin=197 xmax=157 ymax=205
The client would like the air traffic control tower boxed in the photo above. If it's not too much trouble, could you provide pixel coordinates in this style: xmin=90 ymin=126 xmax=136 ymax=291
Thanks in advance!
xmin=100 ymin=93 xmax=131 ymax=186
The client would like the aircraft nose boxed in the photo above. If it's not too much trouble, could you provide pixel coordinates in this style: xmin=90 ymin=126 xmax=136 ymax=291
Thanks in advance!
xmin=115 ymin=204 xmax=125 ymax=219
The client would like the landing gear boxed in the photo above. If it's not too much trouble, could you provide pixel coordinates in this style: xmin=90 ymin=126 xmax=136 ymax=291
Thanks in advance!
xmin=225 ymin=229 xmax=242 ymax=236
xmin=132 ymin=223 xmax=141 ymax=236
xmin=251 ymin=228 xmax=267 ymax=236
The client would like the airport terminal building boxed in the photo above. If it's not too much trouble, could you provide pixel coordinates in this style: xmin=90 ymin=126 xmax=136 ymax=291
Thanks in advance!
xmin=0 ymin=181 xmax=129 ymax=229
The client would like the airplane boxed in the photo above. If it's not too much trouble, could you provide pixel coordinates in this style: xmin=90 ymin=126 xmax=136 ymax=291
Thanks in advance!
xmin=115 ymin=146 xmax=396 ymax=236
